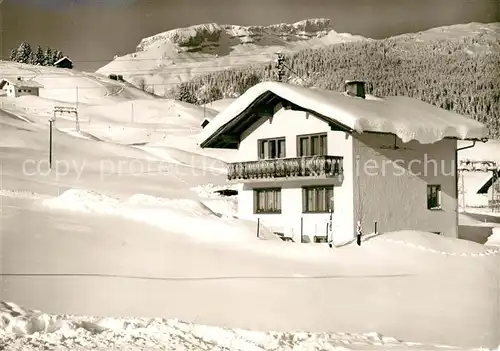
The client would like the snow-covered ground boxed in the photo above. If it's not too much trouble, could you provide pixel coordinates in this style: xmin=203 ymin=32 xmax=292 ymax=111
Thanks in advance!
xmin=1 ymin=61 xmax=500 ymax=350
xmin=0 ymin=303 xmax=493 ymax=351
xmin=2 ymin=193 xmax=499 ymax=350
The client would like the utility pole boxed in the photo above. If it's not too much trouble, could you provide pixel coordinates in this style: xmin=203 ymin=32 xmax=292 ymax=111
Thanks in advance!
xmin=275 ymin=52 xmax=285 ymax=82
xmin=131 ymin=102 xmax=134 ymax=124
xmin=48 ymin=117 xmax=54 ymax=170
xmin=75 ymin=109 xmax=80 ymax=132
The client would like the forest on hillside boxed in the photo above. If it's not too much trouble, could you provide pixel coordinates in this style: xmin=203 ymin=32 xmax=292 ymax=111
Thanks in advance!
xmin=9 ymin=42 xmax=66 ymax=66
xmin=169 ymin=35 xmax=500 ymax=138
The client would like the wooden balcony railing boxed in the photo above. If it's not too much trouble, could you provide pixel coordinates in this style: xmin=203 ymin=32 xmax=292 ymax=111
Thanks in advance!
xmin=227 ymin=156 xmax=343 ymax=181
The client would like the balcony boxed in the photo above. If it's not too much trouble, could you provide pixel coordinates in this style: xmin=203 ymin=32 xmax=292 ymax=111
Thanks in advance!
xmin=227 ymin=156 xmax=343 ymax=181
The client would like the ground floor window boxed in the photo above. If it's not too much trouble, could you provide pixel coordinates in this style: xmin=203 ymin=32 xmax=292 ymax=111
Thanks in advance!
xmin=302 ymin=186 xmax=333 ymax=213
xmin=427 ymin=184 xmax=441 ymax=210
xmin=254 ymin=188 xmax=281 ymax=213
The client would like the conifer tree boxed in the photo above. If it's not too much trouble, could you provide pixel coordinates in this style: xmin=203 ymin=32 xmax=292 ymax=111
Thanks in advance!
xmin=9 ymin=48 xmax=17 ymax=61
xmin=15 ymin=42 xmax=32 ymax=64
xmin=52 ymin=50 xmax=64 ymax=63
xmin=34 ymin=46 xmax=45 ymax=65
xmin=176 ymin=83 xmax=197 ymax=104
xmin=44 ymin=47 xmax=53 ymax=65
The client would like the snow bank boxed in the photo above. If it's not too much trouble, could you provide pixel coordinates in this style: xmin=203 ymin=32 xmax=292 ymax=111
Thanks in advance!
xmin=0 ymin=301 xmax=490 ymax=351
xmin=485 ymin=227 xmax=500 ymax=247
xmin=199 ymin=81 xmax=488 ymax=146
xmin=41 ymin=189 xmax=276 ymax=243
xmin=378 ymin=230 xmax=495 ymax=255
xmin=191 ymin=183 xmax=240 ymax=218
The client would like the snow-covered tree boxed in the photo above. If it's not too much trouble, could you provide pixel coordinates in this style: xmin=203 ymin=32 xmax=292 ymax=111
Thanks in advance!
xmin=9 ymin=48 xmax=17 ymax=61
xmin=44 ymin=47 xmax=53 ymax=65
xmin=34 ymin=46 xmax=45 ymax=65
xmin=52 ymin=50 xmax=64 ymax=64
xmin=15 ymin=42 xmax=32 ymax=64
xmin=176 ymin=83 xmax=197 ymax=104
xmin=28 ymin=51 xmax=37 ymax=65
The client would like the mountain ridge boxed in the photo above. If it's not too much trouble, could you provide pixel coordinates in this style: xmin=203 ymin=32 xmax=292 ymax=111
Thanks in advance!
xmin=135 ymin=18 xmax=341 ymax=53
xmin=96 ymin=18 xmax=369 ymax=96
xmin=96 ymin=20 xmax=499 ymax=98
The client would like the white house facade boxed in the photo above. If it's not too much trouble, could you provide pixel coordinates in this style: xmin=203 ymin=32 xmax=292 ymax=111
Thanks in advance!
xmin=199 ymin=81 xmax=489 ymax=244
xmin=0 ymin=77 xmax=43 ymax=98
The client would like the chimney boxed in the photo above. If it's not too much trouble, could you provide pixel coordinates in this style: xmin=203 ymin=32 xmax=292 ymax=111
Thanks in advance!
xmin=344 ymin=80 xmax=366 ymax=99
xmin=17 ymin=77 xmax=22 ymax=81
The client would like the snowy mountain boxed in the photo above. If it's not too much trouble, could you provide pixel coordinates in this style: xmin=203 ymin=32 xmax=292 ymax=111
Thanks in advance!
xmin=95 ymin=18 xmax=369 ymax=96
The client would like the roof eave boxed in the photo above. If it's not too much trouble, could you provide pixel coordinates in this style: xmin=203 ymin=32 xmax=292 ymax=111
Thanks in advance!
xmin=199 ymin=90 xmax=354 ymax=149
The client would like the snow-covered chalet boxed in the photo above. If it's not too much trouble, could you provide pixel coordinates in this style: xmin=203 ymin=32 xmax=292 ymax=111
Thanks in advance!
xmin=198 ymin=81 xmax=489 ymax=244
xmin=0 ymin=77 xmax=43 ymax=98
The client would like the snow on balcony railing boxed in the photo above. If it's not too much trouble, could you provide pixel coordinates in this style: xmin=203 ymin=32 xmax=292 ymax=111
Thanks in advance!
xmin=227 ymin=156 xmax=343 ymax=181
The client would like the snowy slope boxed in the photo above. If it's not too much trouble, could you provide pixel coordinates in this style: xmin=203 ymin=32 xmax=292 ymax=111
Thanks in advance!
xmin=203 ymin=98 xmax=237 ymax=112
xmin=458 ymin=140 xmax=500 ymax=164
xmin=0 ymin=61 xmax=238 ymax=162
xmin=391 ymin=22 xmax=500 ymax=54
xmin=0 ymin=61 xmax=156 ymax=106
xmin=96 ymin=19 xmax=369 ymax=96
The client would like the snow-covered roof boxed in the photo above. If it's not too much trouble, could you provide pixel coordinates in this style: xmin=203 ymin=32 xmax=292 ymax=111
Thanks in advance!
xmin=198 ymin=81 xmax=489 ymax=148
xmin=0 ymin=78 xmax=43 ymax=89
xmin=54 ymin=56 xmax=72 ymax=65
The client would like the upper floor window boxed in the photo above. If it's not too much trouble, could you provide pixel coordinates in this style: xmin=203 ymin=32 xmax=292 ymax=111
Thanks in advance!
xmin=258 ymin=137 xmax=285 ymax=160
xmin=427 ymin=184 xmax=442 ymax=210
xmin=297 ymin=133 xmax=327 ymax=157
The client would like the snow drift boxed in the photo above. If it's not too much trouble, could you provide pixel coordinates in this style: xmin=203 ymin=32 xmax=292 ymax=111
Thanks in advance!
xmin=41 ymin=189 xmax=278 ymax=243
xmin=486 ymin=227 xmax=500 ymax=247
xmin=3 ymin=301 xmax=490 ymax=351
xmin=199 ymin=82 xmax=489 ymax=146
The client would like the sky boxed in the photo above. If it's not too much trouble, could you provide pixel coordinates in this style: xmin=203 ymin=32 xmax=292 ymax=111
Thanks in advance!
xmin=0 ymin=0 xmax=499 ymax=72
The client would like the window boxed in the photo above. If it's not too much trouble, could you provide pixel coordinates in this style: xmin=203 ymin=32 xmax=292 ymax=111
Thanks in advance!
xmin=254 ymin=188 xmax=281 ymax=213
xmin=297 ymin=133 xmax=327 ymax=157
xmin=427 ymin=185 xmax=441 ymax=210
xmin=258 ymin=137 xmax=285 ymax=159
xmin=302 ymin=186 xmax=334 ymax=213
